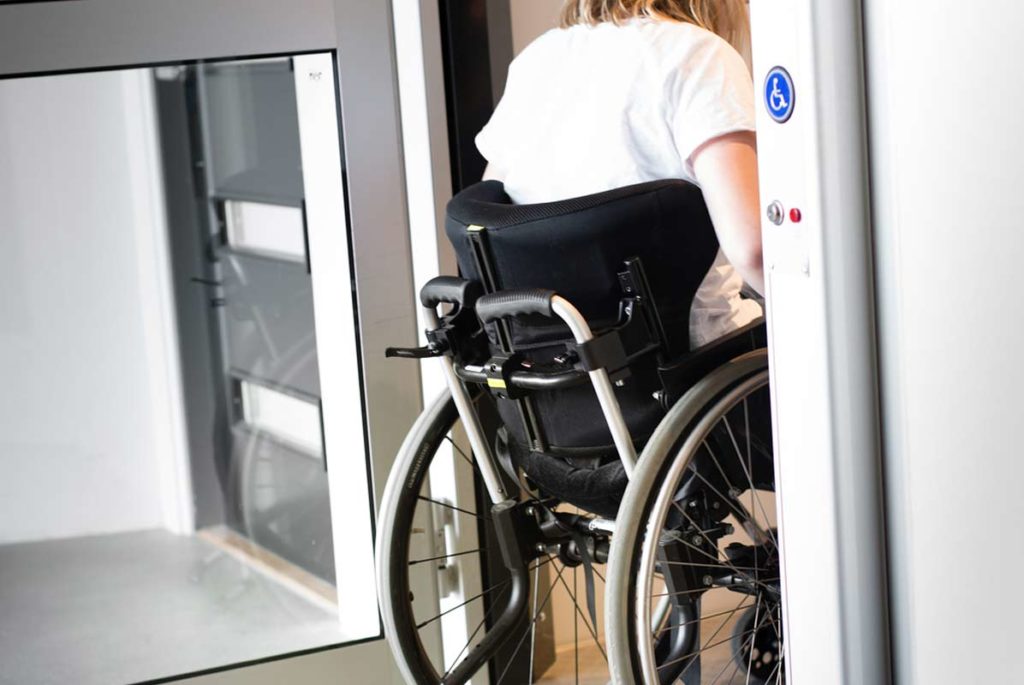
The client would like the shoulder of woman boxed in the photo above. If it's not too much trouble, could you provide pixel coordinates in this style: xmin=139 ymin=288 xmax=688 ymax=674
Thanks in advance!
xmin=647 ymin=20 xmax=743 ymax=65
xmin=515 ymin=26 xmax=569 ymax=59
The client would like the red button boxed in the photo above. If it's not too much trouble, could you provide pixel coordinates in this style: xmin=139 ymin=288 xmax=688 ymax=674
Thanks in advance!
xmin=789 ymin=208 xmax=803 ymax=223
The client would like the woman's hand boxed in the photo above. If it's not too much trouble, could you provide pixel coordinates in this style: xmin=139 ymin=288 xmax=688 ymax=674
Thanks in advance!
xmin=691 ymin=131 xmax=765 ymax=295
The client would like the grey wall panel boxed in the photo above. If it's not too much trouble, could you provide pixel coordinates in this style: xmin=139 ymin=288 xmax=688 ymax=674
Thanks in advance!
xmin=485 ymin=0 xmax=513 ymax=102
xmin=863 ymin=1 xmax=1024 ymax=682
xmin=0 ymin=0 xmax=336 ymax=77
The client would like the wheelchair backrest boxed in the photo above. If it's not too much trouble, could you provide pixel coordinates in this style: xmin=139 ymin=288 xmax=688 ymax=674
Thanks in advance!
xmin=443 ymin=179 xmax=721 ymax=462
xmin=444 ymin=180 xmax=719 ymax=358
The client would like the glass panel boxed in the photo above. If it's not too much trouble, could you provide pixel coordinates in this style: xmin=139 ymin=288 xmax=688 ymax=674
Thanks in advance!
xmin=224 ymin=200 xmax=308 ymax=262
xmin=0 ymin=52 xmax=374 ymax=684
xmin=201 ymin=58 xmax=304 ymax=205
xmin=238 ymin=378 xmax=323 ymax=455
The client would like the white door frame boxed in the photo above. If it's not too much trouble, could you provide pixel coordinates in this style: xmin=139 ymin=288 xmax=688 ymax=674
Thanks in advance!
xmin=751 ymin=0 xmax=890 ymax=683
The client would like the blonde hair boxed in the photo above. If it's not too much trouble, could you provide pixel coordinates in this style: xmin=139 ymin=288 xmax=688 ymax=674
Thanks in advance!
xmin=560 ymin=0 xmax=750 ymax=52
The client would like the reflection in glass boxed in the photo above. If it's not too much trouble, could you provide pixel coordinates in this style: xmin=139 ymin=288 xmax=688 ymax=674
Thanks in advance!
xmin=0 ymin=55 xmax=361 ymax=684
xmin=224 ymin=200 xmax=308 ymax=263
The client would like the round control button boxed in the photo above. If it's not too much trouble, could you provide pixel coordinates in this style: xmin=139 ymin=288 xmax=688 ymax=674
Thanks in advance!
xmin=766 ymin=201 xmax=785 ymax=226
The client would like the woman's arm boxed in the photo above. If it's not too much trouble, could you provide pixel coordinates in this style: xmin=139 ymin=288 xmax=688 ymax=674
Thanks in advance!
xmin=691 ymin=131 xmax=765 ymax=295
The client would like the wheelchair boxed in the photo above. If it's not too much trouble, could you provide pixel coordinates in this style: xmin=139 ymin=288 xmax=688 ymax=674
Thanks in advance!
xmin=376 ymin=179 xmax=782 ymax=684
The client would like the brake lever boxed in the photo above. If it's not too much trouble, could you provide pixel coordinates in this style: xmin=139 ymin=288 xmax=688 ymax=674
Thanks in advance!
xmin=385 ymin=344 xmax=444 ymax=359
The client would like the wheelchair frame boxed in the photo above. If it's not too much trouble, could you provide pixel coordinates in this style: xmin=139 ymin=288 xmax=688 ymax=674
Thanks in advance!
xmin=380 ymin=181 xmax=775 ymax=684
xmin=385 ymin=275 xmax=766 ymax=681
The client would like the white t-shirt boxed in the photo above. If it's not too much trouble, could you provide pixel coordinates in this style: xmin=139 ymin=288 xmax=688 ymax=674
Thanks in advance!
xmin=476 ymin=18 xmax=762 ymax=347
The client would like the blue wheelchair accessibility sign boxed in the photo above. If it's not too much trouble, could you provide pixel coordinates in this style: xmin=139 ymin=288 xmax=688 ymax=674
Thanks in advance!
xmin=764 ymin=67 xmax=795 ymax=123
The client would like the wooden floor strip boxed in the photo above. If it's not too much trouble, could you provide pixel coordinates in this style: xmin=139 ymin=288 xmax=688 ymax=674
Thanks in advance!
xmin=197 ymin=525 xmax=338 ymax=614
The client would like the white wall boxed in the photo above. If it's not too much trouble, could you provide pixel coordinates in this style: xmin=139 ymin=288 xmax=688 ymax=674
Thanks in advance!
xmin=0 ymin=69 xmax=189 ymax=544
xmin=865 ymin=1 xmax=1024 ymax=683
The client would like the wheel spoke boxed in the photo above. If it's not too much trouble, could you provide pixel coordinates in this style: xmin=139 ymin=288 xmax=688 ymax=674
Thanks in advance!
xmin=709 ymin=650 xmax=742 ymax=685
xmin=701 ymin=438 xmax=739 ymax=504
xmin=445 ymin=434 xmax=479 ymax=473
xmin=414 ymin=557 xmax=554 ymax=633
xmin=441 ymin=582 xmax=509 ymax=680
xmin=550 ymin=559 xmax=608 ymax=661
xmin=662 ymin=594 xmax=748 ymax=675
xmin=656 ymin=601 xmax=755 ymax=637
xmin=651 ymin=585 xmax=718 ymax=600
xmin=659 ymin=559 xmax=763 ymax=573
xmin=721 ymin=412 xmax=778 ymax=549
xmin=408 ymin=547 xmax=484 ymax=567
xmin=744 ymin=595 xmax=762 ymax=685
xmin=701 ymin=437 xmax=775 ymax=551
xmin=495 ymin=559 xmax=570 ymax=685
xmin=675 ymin=471 xmax=778 ymax=589
xmin=671 ymin=503 xmax=780 ymax=596
xmin=574 ymin=564 xmax=580 ymax=685
xmin=415 ymin=579 xmax=510 ymax=630
xmin=417 ymin=495 xmax=488 ymax=521
xmin=528 ymin=557 xmax=540 ymax=685
xmin=762 ymin=598 xmax=783 ymax=652
xmin=684 ymin=463 xmax=755 ymax=530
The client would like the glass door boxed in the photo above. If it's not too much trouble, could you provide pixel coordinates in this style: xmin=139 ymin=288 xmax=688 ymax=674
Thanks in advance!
xmin=0 ymin=52 xmax=378 ymax=684
xmin=0 ymin=1 xmax=419 ymax=681
xmin=170 ymin=51 xmax=379 ymax=639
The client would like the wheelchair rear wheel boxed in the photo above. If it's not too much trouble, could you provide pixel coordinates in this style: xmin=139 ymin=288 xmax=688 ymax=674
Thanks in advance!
xmin=376 ymin=390 xmax=616 ymax=684
xmin=607 ymin=350 xmax=783 ymax=684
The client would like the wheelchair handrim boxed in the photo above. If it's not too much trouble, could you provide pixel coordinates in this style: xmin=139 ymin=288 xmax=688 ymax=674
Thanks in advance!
xmin=636 ymin=371 xmax=772 ymax=684
xmin=604 ymin=349 xmax=773 ymax=685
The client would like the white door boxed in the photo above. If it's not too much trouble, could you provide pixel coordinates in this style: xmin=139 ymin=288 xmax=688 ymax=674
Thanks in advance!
xmin=863 ymin=1 xmax=1024 ymax=682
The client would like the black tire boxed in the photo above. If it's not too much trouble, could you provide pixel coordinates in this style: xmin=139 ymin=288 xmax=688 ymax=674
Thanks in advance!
xmin=376 ymin=390 xmax=617 ymax=684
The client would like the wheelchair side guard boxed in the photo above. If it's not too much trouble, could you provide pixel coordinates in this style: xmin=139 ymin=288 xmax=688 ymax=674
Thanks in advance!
xmin=656 ymin=318 xmax=768 ymax=407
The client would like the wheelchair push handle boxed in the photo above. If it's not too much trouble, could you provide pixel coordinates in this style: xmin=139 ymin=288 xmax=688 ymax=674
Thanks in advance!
xmin=475 ymin=289 xmax=557 ymax=324
xmin=420 ymin=276 xmax=483 ymax=310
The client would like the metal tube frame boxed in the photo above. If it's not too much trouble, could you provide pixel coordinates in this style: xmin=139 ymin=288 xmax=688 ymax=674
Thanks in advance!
xmin=425 ymin=308 xmax=510 ymax=505
xmin=550 ymin=295 xmax=639 ymax=475
xmin=426 ymin=292 xmax=639 ymax=507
